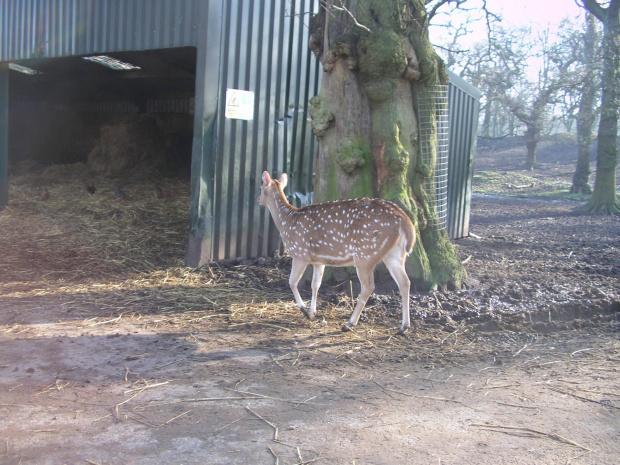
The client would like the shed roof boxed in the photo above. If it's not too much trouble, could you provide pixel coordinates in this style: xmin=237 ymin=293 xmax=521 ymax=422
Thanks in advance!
xmin=1 ymin=0 xmax=204 ymax=62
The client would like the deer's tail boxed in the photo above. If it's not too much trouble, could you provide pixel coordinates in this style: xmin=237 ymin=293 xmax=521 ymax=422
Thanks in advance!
xmin=401 ymin=219 xmax=416 ymax=255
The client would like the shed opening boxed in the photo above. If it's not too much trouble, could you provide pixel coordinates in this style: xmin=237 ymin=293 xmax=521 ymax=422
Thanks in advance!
xmin=8 ymin=46 xmax=197 ymax=180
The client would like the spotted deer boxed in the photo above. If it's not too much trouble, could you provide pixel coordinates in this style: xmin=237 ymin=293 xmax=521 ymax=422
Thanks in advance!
xmin=258 ymin=171 xmax=416 ymax=334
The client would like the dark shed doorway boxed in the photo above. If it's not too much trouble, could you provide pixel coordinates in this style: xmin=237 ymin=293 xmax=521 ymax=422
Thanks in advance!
xmin=8 ymin=47 xmax=197 ymax=178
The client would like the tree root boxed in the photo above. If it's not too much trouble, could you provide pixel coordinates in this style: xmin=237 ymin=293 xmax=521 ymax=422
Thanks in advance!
xmin=569 ymin=184 xmax=592 ymax=195
xmin=576 ymin=199 xmax=620 ymax=214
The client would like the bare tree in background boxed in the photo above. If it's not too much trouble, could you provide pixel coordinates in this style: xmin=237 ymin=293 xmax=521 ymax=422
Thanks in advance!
xmin=500 ymin=27 xmax=579 ymax=170
xmin=454 ymin=36 xmax=523 ymax=138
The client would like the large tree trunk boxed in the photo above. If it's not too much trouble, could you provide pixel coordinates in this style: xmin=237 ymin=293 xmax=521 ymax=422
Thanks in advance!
xmin=572 ymin=14 xmax=598 ymax=194
xmin=581 ymin=0 xmax=620 ymax=213
xmin=571 ymin=110 xmax=594 ymax=194
xmin=571 ymin=16 xmax=598 ymax=195
xmin=524 ymin=123 xmax=540 ymax=170
xmin=481 ymin=91 xmax=496 ymax=138
xmin=308 ymin=0 xmax=465 ymax=290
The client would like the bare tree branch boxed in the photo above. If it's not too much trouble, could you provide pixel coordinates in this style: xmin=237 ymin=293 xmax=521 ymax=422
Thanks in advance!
xmin=579 ymin=0 xmax=606 ymax=22
xmin=327 ymin=0 xmax=371 ymax=33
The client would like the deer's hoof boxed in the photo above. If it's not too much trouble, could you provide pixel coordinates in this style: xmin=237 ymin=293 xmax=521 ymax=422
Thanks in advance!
xmin=300 ymin=307 xmax=315 ymax=321
xmin=341 ymin=323 xmax=354 ymax=332
xmin=397 ymin=326 xmax=409 ymax=336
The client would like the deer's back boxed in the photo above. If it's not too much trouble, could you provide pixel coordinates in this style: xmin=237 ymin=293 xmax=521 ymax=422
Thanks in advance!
xmin=280 ymin=198 xmax=414 ymax=265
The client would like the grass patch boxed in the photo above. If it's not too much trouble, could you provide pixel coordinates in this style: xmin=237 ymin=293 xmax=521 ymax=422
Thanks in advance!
xmin=472 ymin=170 xmax=587 ymax=201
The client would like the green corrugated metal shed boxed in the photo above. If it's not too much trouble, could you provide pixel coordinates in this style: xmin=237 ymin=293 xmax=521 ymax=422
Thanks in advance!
xmin=0 ymin=0 xmax=203 ymax=59
xmin=447 ymin=70 xmax=482 ymax=239
xmin=0 ymin=0 xmax=479 ymax=265
xmin=0 ymin=0 xmax=321 ymax=266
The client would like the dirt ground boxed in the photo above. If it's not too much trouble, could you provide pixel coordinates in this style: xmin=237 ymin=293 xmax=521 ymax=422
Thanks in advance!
xmin=1 ymin=136 xmax=619 ymax=464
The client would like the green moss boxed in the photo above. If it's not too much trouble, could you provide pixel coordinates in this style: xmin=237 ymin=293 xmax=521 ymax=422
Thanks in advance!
xmin=389 ymin=147 xmax=409 ymax=172
xmin=406 ymin=3 xmax=446 ymax=85
xmin=358 ymin=28 xmax=407 ymax=83
xmin=421 ymin=228 xmax=466 ymax=290
xmin=348 ymin=174 xmax=374 ymax=199
xmin=407 ymin=238 xmax=434 ymax=290
xmin=381 ymin=175 xmax=413 ymax=211
xmin=333 ymin=143 xmax=374 ymax=200
xmin=362 ymin=80 xmax=398 ymax=102
xmin=336 ymin=140 xmax=368 ymax=174
xmin=308 ymin=95 xmax=334 ymax=138
xmin=322 ymin=161 xmax=341 ymax=202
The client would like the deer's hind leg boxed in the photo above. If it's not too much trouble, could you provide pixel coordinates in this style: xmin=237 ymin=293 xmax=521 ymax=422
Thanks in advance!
xmin=383 ymin=247 xmax=411 ymax=335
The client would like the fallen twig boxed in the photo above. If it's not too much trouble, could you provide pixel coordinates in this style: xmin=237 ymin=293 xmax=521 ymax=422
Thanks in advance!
xmin=470 ymin=424 xmax=591 ymax=451
xmin=124 ymin=381 xmax=170 ymax=394
xmin=215 ymin=418 xmax=242 ymax=432
xmin=225 ymin=388 xmax=299 ymax=404
xmin=548 ymin=386 xmax=620 ymax=410
xmin=440 ymin=329 xmax=459 ymax=344
xmin=495 ymin=401 xmax=540 ymax=411
xmin=373 ymin=380 xmax=413 ymax=398
xmin=115 ymin=381 xmax=170 ymax=416
xmin=268 ymin=446 xmax=280 ymax=465
xmin=89 ymin=314 xmax=124 ymax=326
xmin=162 ymin=410 xmax=192 ymax=425
xmin=513 ymin=344 xmax=529 ymax=356
xmin=570 ymin=348 xmax=594 ymax=357
xmin=291 ymin=458 xmax=321 ymax=465
xmin=246 ymin=406 xmax=279 ymax=441
xmin=135 ymin=396 xmax=265 ymax=409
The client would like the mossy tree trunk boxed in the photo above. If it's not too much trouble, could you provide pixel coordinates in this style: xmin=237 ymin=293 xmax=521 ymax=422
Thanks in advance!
xmin=580 ymin=0 xmax=620 ymax=213
xmin=571 ymin=14 xmax=599 ymax=195
xmin=524 ymin=123 xmax=541 ymax=170
xmin=572 ymin=89 xmax=595 ymax=194
xmin=308 ymin=0 xmax=465 ymax=290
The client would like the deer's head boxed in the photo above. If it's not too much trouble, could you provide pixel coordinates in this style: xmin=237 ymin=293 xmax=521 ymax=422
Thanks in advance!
xmin=258 ymin=171 xmax=288 ymax=207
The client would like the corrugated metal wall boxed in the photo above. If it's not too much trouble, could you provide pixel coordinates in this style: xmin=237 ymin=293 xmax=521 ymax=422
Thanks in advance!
xmin=447 ymin=70 xmax=481 ymax=240
xmin=1 ymin=0 xmax=478 ymax=259
xmin=0 ymin=0 xmax=321 ymax=263
xmin=0 ymin=0 xmax=202 ymax=60
xmin=0 ymin=65 xmax=7 ymax=207
xmin=211 ymin=0 xmax=320 ymax=261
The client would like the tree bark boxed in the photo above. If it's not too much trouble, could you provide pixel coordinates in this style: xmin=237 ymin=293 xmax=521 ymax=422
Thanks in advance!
xmin=524 ymin=124 xmax=540 ymax=170
xmin=580 ymin=0 xmax=620 ymax=213
xmin=308 ymin=0 xmax=465 ymax=289
xmin=571 ymin=15 xmax=598 ymax=194
xmin=571 ymin=23 xmax=598 ymax=193
xmin=571 ymin=114 xmax=594 ymax=194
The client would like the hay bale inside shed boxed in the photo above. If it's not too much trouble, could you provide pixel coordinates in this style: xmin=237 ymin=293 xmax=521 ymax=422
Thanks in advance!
xmin=87 ymin=115 xmax=167 ymax=177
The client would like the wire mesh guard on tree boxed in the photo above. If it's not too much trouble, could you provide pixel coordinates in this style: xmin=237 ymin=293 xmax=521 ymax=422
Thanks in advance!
xmin=418 ymin=84 xmax=449 ymax=231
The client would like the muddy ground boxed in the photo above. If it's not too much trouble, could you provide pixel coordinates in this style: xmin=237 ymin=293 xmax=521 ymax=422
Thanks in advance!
xmin=1 ymin=135 xmax=619 ymax=464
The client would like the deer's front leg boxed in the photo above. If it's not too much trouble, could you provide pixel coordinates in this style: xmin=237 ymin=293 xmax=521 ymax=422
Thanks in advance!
xmin=309 ymin=264 xmax=325 ymax=319
xmin=342 ymin=262 xmax=375 ymax=332
xmin=289 ymin=259 xmax=314 ymax=320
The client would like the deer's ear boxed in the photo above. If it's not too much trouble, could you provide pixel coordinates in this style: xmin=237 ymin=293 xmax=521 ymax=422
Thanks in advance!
xmin=262 ymin=171 xmax=272 ymax=186
xmin=279 ymin=173 xmax=288 ymax=189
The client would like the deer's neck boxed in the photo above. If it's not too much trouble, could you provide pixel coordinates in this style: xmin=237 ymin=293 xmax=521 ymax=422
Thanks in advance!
xmin=267 ymin=190 xmax=296 ymax=232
